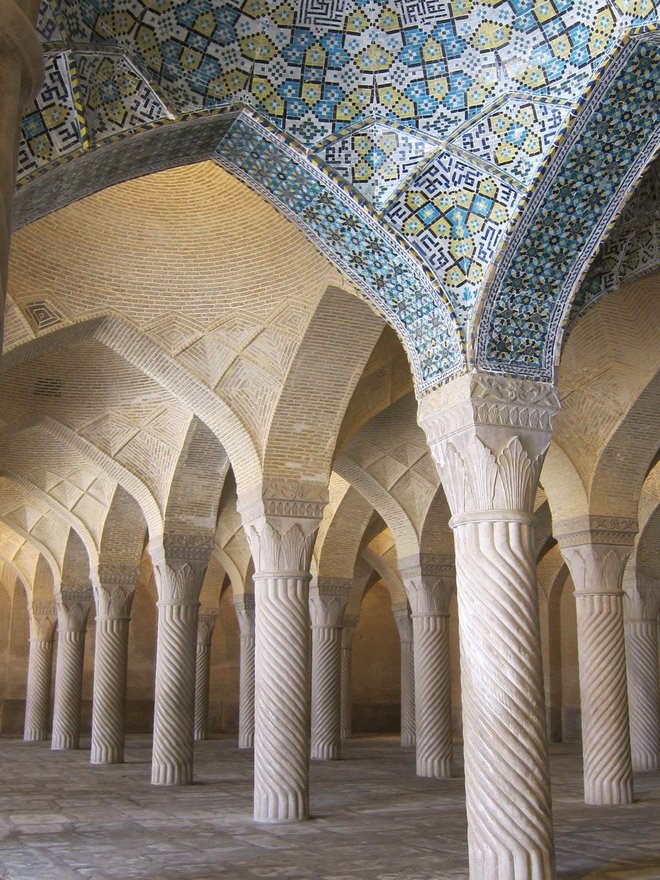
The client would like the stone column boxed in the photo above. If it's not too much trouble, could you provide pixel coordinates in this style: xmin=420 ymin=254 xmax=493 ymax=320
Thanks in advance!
xmin=419 ymin=372 xmax=559 ymax=880
xmin=624 ymin=573 xmax=660 ymax=772
xmin=52 ymin=587 xmax=93 ymax=751
xmin=309 ymin=579 xmax=352 ymax=760
xmin=24 ymin=603 xmax=57 ymax=741
xmin=340 ymin=614 xmax=357 ymax=741
xmin=242 ymin=484 xmax=324 ymax=823
xmin=392 ymin=602 xmax=415 ymax=747
xmin=234 ymin=594 xmax=255 ymax=749
xmin=150 ymin=534 xmax=213 ymax=785
xmin=90 ymin=565 xmax=137 ymax=764
xmin=194 ymin=608 xmax=218 ymax=742
xmin=557 ymin=517 xmax=636 ymax=805
xmin=400 ymin=555 xmax=454 ymax=778
xmin=0 ymin=0 xmax=42 ymax=340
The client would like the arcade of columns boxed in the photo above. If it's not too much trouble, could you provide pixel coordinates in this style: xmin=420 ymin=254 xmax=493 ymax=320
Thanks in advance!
xmin=0 ymin=3 xmax=659 ymax=880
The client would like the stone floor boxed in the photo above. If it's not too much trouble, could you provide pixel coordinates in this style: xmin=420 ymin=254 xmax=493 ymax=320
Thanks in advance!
xmin=0 ymin=736 xmax=657 ymax=880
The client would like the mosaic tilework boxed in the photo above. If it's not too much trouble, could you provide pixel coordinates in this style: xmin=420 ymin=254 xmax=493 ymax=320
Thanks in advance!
xmin=477 ymin=35 xmax=660 ymax=379
xmin=212 ymin=112 xmax=464 ymax=389
xmin=569 ymin=153 xmax=660 ymax=326
xmin=385 ymin=150 xmax=520 ymax=328
xmin=317 ymin=121 xmax=438 ymax=209
xmin=449 ymin=96 xmax=572 ymax=186
xmin=36 ymin=0 xmax=68 ymax=44
xmin=18 ymin=52 xmax=85 ymax=179
xmin=51 ymin=0 xmax=653 ymax=151
xmin=75 ymin=52 xmax=172 ymax=142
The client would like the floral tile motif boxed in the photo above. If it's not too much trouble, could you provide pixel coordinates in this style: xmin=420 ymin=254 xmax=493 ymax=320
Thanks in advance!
xmin=569 ymin=153 xmax=660 ymax=326
xmin=477 ymin=36 xmax=660 ymax=380
xmin=212 ymin=112 xmax=464 ymax=389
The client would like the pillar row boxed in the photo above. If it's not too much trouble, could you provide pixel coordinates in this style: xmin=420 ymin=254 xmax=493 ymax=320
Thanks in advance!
xmin=558 ymin=518 xmax=636 ymax=805
xmin=150 ymin=534 xmax=213 ymax=786
xmin=340 ymin=614 xmax=357 ymax=741
xmin=624 ymin=572 xmax=660 ymax=772
xmin=393 ymin=603 xmax=415 ymax=748
xmin=243 ymin=490 xmax=323 ymax=824
xmin=24 ymin=603 xmax=57 ymax=742
xmin=309 ymin=579 xmax=352 ymax=761
xmin=401 ymin=556 xmax=454 ymax=779
xmin=90 ymin=566 xmax=137 ymax=765
xmin=234 ymin=594 xmax=255 ymax=749
xmin=52 ymin=587 xmax=93 ymax=751
xmin=420 ymin=372 xmax=559 ymax=880
xmin=194 ymin=608 xmax=219 ymax=742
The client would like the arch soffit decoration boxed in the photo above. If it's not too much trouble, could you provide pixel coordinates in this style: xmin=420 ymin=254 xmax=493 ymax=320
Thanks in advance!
xmin=20 ymin=6 xmax=659 ymax=393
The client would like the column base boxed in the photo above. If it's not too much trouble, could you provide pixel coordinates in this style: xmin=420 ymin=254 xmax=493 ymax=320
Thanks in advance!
xmin=151 ymin=763 xmax=193 ymax=786
xmin=23 ymin=729 xmax=48 ymax=742
xmin=632 ymin=752 xmax=660 ymax=772
xmin=416 ymin=756 xmax=452 ymax=778
xmin=311 ymin=743 xmax=341 ymax=760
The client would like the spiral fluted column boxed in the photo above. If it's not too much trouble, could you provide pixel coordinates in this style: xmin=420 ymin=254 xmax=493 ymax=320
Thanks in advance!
xmin=243 ymin=497 xmax=322 ymax=824
xmin=194 ymin=609 xmax=218 ymax=742
xmin=420 ymin=372 xmax=559 ymax=880
xmin=340 ymin=616 xmax=357 ymax=741
xmin=401 ymin=559 xmax=454 ymax=778
xmin=624 ymin=573 xmax=660 ymax=772
xmin=558 ymin=521 xmax=636 ymax=805
xmin=90 ymin=571 xmax=136 ymax=765
xmin=309 ymin=580 xmax=351 ymax=761
xmin=52 ymin=587 xmax=93 ymax=751
xmin=24 ymin=604 xmax=57 ymax=742
xmin=150 ymin=535 xmax=212 ymax=786
xmin=234 ymin=594 xmax=255 ymax=749
xmin=393 ymin=603 xmax=415 ymax=747
xmin=0 ymin=0 xmax=42 ymax=343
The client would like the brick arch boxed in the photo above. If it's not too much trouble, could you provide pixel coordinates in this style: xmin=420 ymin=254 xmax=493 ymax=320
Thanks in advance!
xmin=589 ymin=370 xmax=660 ymax=521
xmin=418 ymin=484 xmax=453 ymax=558
xmin=315 ymin=483 xmax=375 ymax=581
xmin=0 ymin=317 xmax=262 ymax=495
xmin=60 ymin=527 xmax=91 ymax=589
xmin=260 ymin=286 xmax=386 ymax=494
xmin=476 ymin=34 xmax=660 ymax=380
xmin=0 ymin=520 xmax=61 ymax=588
xmin=99 ymin=484 xmax=147 ymax=574
xmin=162 ymin=415 xmax=229 ymax=541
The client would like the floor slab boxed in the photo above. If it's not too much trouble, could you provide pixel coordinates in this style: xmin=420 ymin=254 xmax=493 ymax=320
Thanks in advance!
xmin=0 ymin=736 xmax=657 ymax=880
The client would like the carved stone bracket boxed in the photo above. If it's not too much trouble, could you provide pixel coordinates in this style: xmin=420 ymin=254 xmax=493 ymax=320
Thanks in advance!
xmin=309 ymin=579 xmax=353 ymax=627
xmin=246 ymin=516 xmax=318 ymax=576
xmin=239 ymin=479 xmax=328 ymax=530
xmin=197 ymin=608 xmax=219 ymax=645
xmin=556 ymin=516 xmax=637 ymax=550
xmin=392 ymin=602 xmax=413 ymax=642
xmin=625 ymin=573 xmax=660 ymax=621
xmin=57 ymin=586 xmax=93 ymax=632
xmin=151 ymin=533 xmax=214 ymax=604
xmin=28 ymin=603 xmax=57 ymax=641
xmin=419 ymin=373 xmax=559 ymax=520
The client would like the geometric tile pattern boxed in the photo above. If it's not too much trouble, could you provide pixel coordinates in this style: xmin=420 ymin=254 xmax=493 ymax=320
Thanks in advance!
xmin=52 ymin=0 xmax=648 ymax=149
xmin=74 ymin=52 xmax=172 ymax=142
xmin=569 ymin=153 xmax=660 ymax=326
xmin=18 ymin=52 xmax=84 ymax=178
xmin=386 ymin=150 xmax=520 ymax=328
xmin=450 ymin=96 xmax=573 ymax=186
xmin=317 ymin=121 xmax=438 ymax=210
xmin=212 ymin=113 xmax=464 ymax=389
xmin=478 ymin=36 xmax=660 ymax=379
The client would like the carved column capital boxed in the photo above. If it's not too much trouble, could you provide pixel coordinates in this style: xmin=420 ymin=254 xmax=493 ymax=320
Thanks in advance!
xmin=197 ymin=608 xmax=219 ymax=645
xmin=392 ymin=602 xmax=413 ymax=643
xmin=56 ymin=586 xmax=93 ymax=632
xmin=309 ymin=579 xmax=353 ymax=627
xmin=151 ymin=533 xmax=214 ymax=604
xmin=28 ymin=602 xmax=57 ymax=640
xmin=624 ymin=573 xmax=660 ymax=622
xmin=419 ymin=373 xmax=559 ymax=522
xmin=556 ymin=518 xmax=637 ymax=596
xmin=95 ymin=563 xmax=138 ymax=619
xmin=399 ymin=555 xmax=454 ymax=617
xmin=234 ymin=593 xmax=255 ymax=638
